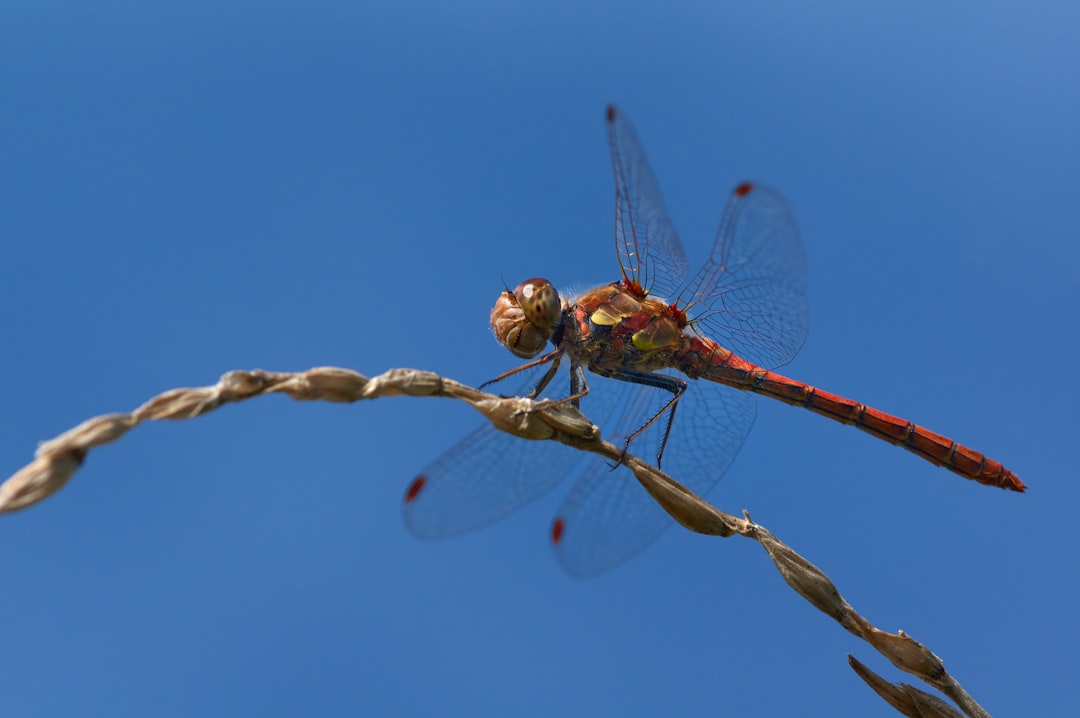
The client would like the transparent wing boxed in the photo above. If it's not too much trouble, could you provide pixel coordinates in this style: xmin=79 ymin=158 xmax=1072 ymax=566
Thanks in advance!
xmin=606 ymin=105 xmax=690 ymax=299
xmin=675 ymin=182 xmax=809 ymax=369
xmin=553 ymin=374 xmax=757 ymax=578
xmin=402 ymin=365 xmax=587 ymax=539
xmin=406 ymin=362 xmax=758 ymax=578
xmin=403 ymin=428 xmax=585 ymax=539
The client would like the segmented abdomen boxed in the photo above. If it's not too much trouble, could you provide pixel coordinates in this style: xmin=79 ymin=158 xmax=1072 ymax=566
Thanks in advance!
xmin=674 ymin=335 xmax=1025 ymax=492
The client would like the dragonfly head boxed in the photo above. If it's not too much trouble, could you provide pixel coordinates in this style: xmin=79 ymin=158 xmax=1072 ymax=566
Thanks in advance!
xmin=490 ymin=278 xmax=562 ymax=358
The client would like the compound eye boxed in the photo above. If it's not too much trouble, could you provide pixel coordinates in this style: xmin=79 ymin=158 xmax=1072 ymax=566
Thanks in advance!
xmin=513 ymin=278 xmax=561 ymax=329
xmin=490 ymin=289 xmax=550 ymax=358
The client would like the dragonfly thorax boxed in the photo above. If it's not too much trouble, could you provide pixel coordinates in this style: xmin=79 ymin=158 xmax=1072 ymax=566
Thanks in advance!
xmin=490 ymin=278 xmax=564 ymax=358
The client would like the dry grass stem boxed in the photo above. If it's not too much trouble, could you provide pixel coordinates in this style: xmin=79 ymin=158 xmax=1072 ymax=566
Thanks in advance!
xmin=1 ymin=367 xmax=995 ymax=716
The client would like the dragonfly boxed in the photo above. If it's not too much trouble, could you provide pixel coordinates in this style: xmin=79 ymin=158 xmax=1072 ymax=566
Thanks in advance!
xmin=404 ymin=105 xmax=1024 ymax=578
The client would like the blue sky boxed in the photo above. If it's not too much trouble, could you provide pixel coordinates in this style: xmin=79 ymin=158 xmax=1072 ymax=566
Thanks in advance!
xmin=1 ymin=1 xmax=1077 ymax=715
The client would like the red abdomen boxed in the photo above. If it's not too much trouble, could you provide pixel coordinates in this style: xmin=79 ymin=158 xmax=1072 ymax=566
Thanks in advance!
xmin=675 ymin=334 xmax=1025 ymax=492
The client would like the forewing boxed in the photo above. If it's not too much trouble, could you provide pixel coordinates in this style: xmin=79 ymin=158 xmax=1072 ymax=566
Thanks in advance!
xmin=606 ymin=105 xmax=690 ymax=299
xmin=403 ymin=365 xmax=586 ymax=538
xmin=403 ymin=419 xmax=586 ymax=539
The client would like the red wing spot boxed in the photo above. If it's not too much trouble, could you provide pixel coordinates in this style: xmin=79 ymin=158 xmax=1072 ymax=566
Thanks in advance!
xmin=404 ymin=476 xmax=427 ymax=504
xmin=734 ymin=182 xmax=754 ymax=197
xmin=551 ymin=517 xmax=565 ymax=545
xmin=606 ymin=105 xmax=616 ymax=123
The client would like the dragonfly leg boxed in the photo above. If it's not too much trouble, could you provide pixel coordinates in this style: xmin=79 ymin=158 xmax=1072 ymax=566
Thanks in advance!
xmin=597 ymin=368 xmax=687 ymax=469
xmin=530 ymin=360 xmax=591 ymax=411
xmin=567 ymin=360 xmax=589 ymax=408
xmin=527 ymin=355 xmax=563 ymax=399
xmin=480 ymin=348 xmax=564 ymax=394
